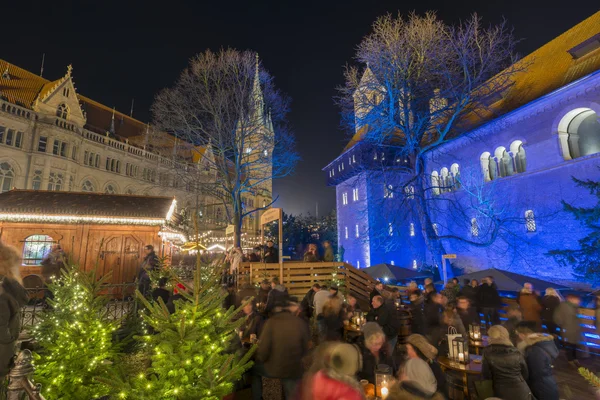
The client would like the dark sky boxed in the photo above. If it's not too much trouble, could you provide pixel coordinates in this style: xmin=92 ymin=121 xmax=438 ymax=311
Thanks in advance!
xmin=3 ymin=1 xmax=599 ymax=215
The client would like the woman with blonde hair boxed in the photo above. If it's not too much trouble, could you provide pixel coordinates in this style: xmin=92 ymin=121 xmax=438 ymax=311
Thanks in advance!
xmin=542 ymin=288 xmax=562 ymax=336
xmin=0 ymin=241 xmax=28 ymax=379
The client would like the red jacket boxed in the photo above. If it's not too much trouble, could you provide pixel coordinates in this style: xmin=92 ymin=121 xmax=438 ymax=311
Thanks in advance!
xmin=300 ymin=370 xmax=364 ymax=400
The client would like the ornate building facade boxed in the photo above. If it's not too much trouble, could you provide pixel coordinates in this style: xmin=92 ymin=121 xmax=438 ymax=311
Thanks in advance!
xmin=325 ymin=12 xmax=600 ymax=283
xmin=0 ymin=60 xmax=271 ymax=247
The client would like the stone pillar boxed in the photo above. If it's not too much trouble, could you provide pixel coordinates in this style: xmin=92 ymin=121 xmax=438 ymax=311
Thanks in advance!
xmin=568 ymin=133 xmax=581 ymax=159
xmin=558 ymin=132 xmax=573 ymax=160
xmin=7 ymin=350 xmax=42 ymax=400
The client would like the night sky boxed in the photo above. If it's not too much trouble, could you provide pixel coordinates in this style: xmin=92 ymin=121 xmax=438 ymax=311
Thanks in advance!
xmin=3 ymin=1 xmax=598 ymax=215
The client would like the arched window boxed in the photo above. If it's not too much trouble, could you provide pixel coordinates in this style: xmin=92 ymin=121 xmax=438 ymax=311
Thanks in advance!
xmin=471 ymin=218 xmax=479 ymax=237
xmin=47 ymin=172 xmax=63 ymax=191
xmin=494 ymin=146 xmax=514 ymax=177
xmin=480 ymin=152 xmax=492 ymax=181
xmin=409 ymin=223 xmax=415 ymax=237
xmin=56 ymin=103 xmax=69 ymax=119
xmin=0 ymin=162 xmax=15 ymax=192
xmin=510 ymin=140 xmax=526 ymax=173
xmin=412 ymin=260 xmax=417 ymax=269
xmin=22 ymin=235 xmax=54 ymax=265
xmin=450 ymin=163 xmax=461 ymax=189
xmin=105 ymin=184 xmax=117 ymax=194
xmin=431 ymin=171 xmax=440 ymax=195
xmin=440 ymin=167 xmax=449 ymax=192
xmin=81 ymin=180 xmax=95 ymax=192
xmin=525 ymin=210 xmax=536 ymax=232
xmin=557 ymin=108 xmax=600 ymax=160
xmin=32 ymin=169 xmax=42 ymax=190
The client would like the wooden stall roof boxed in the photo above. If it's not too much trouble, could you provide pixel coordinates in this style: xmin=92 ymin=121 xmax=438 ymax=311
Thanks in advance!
xmin=0 ymin=190 xmax=175 ymax=220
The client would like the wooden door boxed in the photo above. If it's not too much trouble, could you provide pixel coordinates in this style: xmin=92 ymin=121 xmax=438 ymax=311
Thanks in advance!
xmin=99 ymin=236 xmax=123 ymax=284
xmin=122 ymin=235 xmax=142 ymax=284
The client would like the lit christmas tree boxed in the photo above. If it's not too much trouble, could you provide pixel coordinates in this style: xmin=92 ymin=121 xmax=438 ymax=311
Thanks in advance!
xmin=549 ymin=172 xmax=600 ymax=283
xmin=106 ymin=260 xmax=254 ymax=399
xmin=32 ymin=264 xmax=119 ymax=400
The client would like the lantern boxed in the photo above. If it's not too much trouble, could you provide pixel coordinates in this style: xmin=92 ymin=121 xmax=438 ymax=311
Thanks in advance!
xmin=469 ymin=324 xmax=482 ymax=341
xmin=375 ymin=364 xmax=392 ymax=398
xmin=451 ymin=336 xmax=470 ymax=364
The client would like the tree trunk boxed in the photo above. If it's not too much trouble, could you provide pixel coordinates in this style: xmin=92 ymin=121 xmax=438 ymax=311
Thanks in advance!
xmin=414 ymin=173 xmax=453 ymax=280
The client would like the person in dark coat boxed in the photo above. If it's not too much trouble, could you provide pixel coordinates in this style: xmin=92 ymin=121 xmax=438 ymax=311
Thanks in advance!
xmin=263 ymin=240 xmax=279 ymax=263
xmin=303 ymin=243 xmax=320 ymax=262
xmin=166 ymin=283 xmax=190 ymax=314
xmin=253 ymin=304 xmax=310 ymax=400
xmin=151 ymin=277 xmax=170 ymax=304
xmin=370 ymin=282 xmax=384 ymax=302
xmin=322 ymin=240 xmax=334 ymax=262
xmin=138 ymin=245 xmax=159 ymax=296
xmin=264 ymin=276 xmax=289 ymax=315
xmin=408 ymin=292 xmax=426 ymax=335
xmin=358 ymin=323 xmax=396 ymax=383
xmin=223 ymin=282 xmax=238 ymax=310
xmin=554 ymin=294 xmax=583 ymax=366
xmin=239 ymin=296 xmax=264 ymax=342
xmin=477 ymin=277 xmax=501 ymax=328
xmin=541 ymin=288 xmax=562 ymax=336
xmin=516 ymin=328 xmax=560 ymax=400
xmin=301 ymin=283 xmax=320 ymax=319
xmin=367 ymin=295 xmax=398 ymax=350
xmin=321 ymin=296 xmax=345 ymax=341
xmin=482 ymin=325 xmax=533 ymax=399
xmin=424 ymin=292 xmax=445 ymax=333
xmin=248 ymin=247 xmax=262 ymax=262
xmin=502 ymin=304 xmax=524 ymax=345
xmin=0 ymin=242 xmax=29 ymax=380
xmin=458 ymin=279 xmax=478 ymax=307
xmin=344 ymin=294 xmax=361 ymax=321
xmin=456 ymin=296 xmax=479 ymax=329
xmin=257 ymin=279 xmax=271 ymax=305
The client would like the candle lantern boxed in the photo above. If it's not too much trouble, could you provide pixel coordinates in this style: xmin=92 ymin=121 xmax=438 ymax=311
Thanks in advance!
xmin=451 ymin=336 xmax=470 ymax=364
xmin=469 ymin=324 xmax=481 ymax=341
xmin=375 ymin=364 xmax=392 ymax=397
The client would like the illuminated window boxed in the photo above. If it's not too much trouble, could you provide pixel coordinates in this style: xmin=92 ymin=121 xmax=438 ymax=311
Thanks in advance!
xmin=384 ymin=184 xmax=394 ymax=199
xmin=355 ymin=224 xmax=359 ymax=238
xmin=432 ymin=223 xmax=439 ymax=236
xmin=246 ymin=147 xmax=252 ymax=154
xmin=410 ymin=223 xmax=415 ymax=237
xmin=22 ymin=235 xmax=54 ymax=266
xmin=525 ymin=210 xmax=536 ymax=232
xmin=352 ymin=154 xmax=356 ymax=164
xmin=345 ymin=226 xmax=348 ymax=239
xmin=431 ymin=171 xmax=440 ymax=195
xmin=81 ymin=179 xmax=95 ymax=192
xmin=412 ymin=260 xmax=417 ymax=269
xmin=388 ymin=223 xmax=393 ymax=236
xmin=342 ymin=192 xmax=348 ymax=205
xmin=263 ymin=149 xmax=268 ymax=157
xmin=471 ymin=218 xmax=479 ymax=237
xmin=0 ymin=162 xmax=14 ymax=193
xmin=47 ymin=172 xmax=63 ymax=191
xmin=390 ymin=260 xmax=395 ymax=265
xmin=353 ymin=188 xmax=359 ymax=201
xmin=56 ymin=103 xmax=69 ymax=119
xmin=357 ymin=260 xmax=360 ymax=268
xmin=404 ymin=185 xmax=415 ymax=199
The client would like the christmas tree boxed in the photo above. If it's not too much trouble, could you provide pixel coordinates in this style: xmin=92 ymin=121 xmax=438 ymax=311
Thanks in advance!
xmin=548 ymin=173 xmax=600 ymax=283
xmin=105 ymin=259 xmax=254 ymax=399
xmin=32 ymin=263 xmax=120 ymax=400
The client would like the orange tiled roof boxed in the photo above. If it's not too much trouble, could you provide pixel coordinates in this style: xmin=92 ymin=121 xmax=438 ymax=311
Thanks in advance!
xmin=0 ymin=60 xmax=48 ymax=108
xmin=342 ymin=11 xmax=600 ymax=152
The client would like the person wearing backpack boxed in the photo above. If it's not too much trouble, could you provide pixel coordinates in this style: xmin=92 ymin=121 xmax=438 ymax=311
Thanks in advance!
xmin=516 ymin=327 xmax=559 ymax=400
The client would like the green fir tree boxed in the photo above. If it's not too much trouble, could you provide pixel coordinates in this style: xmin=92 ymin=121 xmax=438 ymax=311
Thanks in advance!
xmin=32 ymin=264 xmax=119 ymax=400
xmin=106 ymin=260 xmax=254 ymax=400
xmin=548 ymin=173 xmax=600 ymax=283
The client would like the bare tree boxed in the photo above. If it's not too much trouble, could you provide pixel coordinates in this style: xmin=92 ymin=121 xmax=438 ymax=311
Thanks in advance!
xmin=337 ymin=12 xmax=526 ymax=276
xmin=152 ymin=49 xmax=299 ymax=246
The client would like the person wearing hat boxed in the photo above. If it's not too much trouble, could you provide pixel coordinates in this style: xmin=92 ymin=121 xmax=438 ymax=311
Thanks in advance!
xmin=482 ymin=325 xmax=533 ymax=399
xmin=403 ymin=334 xmax=446 ymax=397
xmin=358 ymin=322 xmax=395 ymax=384
xmin=301 ymin=283 xmax=321 ymax=319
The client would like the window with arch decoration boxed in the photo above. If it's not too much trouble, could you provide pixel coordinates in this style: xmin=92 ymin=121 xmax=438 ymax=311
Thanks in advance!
xmin=32 ymin=170 xmax=42 ymax=190
xmin=81 ymin=180 xmax=95 ymax=192
xmin=431 ymin=171 xmax=440 ymax=195
xmin=525 ymin=210 xmax=536 ymax=232
xmin=510 ymin=141 xmax=527 ymax=173
xmin=557 ymin=108 xmax=600 ymax=160
xmin=494 ymin=146 xmax=514 ymax=178
xmin=0 ymin=162 xmax=15 ymax=192
xmin=56 ymin=103 xmax=69 ymax=119
xmin=450 ymin=163 xmax=461 ymax=189
xmin=22 ymin=235 xmax=55 ymax=266
xmin=105 ymin=184 xmax=117 ymax=194
xmin=471 ymin=218 xmax=479 ymax=237
xmin=47 ymin=172 xmax=63 ymax=191
xmin=404 ymin=185 xmax=415 ymax=199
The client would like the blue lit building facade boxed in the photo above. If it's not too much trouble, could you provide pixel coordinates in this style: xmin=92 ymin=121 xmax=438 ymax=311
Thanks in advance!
xmin=324 ymin=13 xmax=600 ymax=283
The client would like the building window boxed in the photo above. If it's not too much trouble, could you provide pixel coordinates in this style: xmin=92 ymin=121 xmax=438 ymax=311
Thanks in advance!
xmin=471 ymin=218 xmax=479 ymax=237
xmin=47 ymin=172 xmax=64 ymax=191
xmin=412 ymin=260 xmax=417 ymax=269
xmin=353 ymin=188 xmax=359 ymax=201
xmin=5 ymin=129 xmax=13 ymax=146
xmin=81 ymin=180 xmax=95 ymax=192
xmin=0 ymin=162 xmax=14 ymax=192
xmin=1 ymin=129 xmax=23 ymax=148
xmin=53 ymin=139 xmax=68 ymax=157
xmin=56 ymin=103 xmax=69 ymax=119
xmin=525 ymin=210 xmax=536 ymax=232
xmin=388 ymin=223 xmax=393 ymax=236
xmin=409 ymin=223 xmax=415 ymax=237
xmin=384 ymin=184 xmax=394 ymax=199
xmin=63 ymin=87 xmax=70 ymax=97
xmin=357 ymin=260 xmax=360 ymax=268
xmin=71 ymin=146 xmax=78 ymax=161
xmin=32 ymin=170 xmax=42 ymax=190
xmin=105 ymin=184 xmax=117 ymax=194
xmin=404 ymin=185 xmax=415 ymax=199
xmin=344 ymin=226 xmax=349 ymax=239
xmin=342 ymin=192 xmax=348 ymax=205
xmin=68 ymin=176 xmax=73 ymax=191
xmin=480 ymin=152 xmax=493 ymax=181
xmin=432 ymin=223 xmax=439 ymax=236
xmin=126 ymin=187 xmax=135 ymax=195
xmin=450 ymin=164 xmax=461 ymax=189
xmin=431 ymin=171 xmax=440 ymax=195
xmin=390 ymin=260 xmax=395 ymax=265
xmin=22 ymin=235 xmax=55 ymax=266
xmin=510 ymin=141 xmax=526 ymax=173
xmin=0 ymin=126 xmax=4 ymax=143
xmin=355 ymin=224 xmax=359 ymax=238
xmin=352 ymin=154 xmax=356 ymax=164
